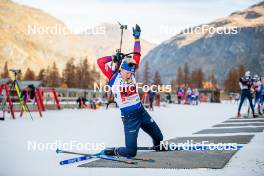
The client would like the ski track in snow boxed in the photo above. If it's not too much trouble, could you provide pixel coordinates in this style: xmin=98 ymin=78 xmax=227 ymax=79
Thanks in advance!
xmin=0 ymin=103 xmax=263 ymax=176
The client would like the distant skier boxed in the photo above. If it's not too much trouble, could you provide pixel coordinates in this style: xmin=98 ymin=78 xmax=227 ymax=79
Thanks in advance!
xmin=106 ymin=90 xmax=118 ymax=109
xmin=176 ymin=87 xmax=184 ymax=104
xmin=186 ymin=87 xmax=192 ymax=104
xmin=89 ymin=94 xmax=97 ymax=110
xmin=21 ymin=84 xmax=36 ymax=102
xmin=194 ymin=88 xmax=200 ymax=105
xmin=166 ymin=93 xmax=172 ymax=104
xmin=76 ymin=97 xmax=83 ymax=108
xmin=237 ymin=71 xmax=257 ymax=118
xmin=262 ymin=76 xmax=264 ymax=113
xmin=77 ymin=97 xmax=88 ymax=109
xmin=252 ymin=74 xmax=263 ymax=115
xmin=191 ymin=89 xmax=196 ymax=105
xmin=148 ymin=89 xmax=156 ymax=111
xmin=97 ymin=24 xmax=163 ymax=157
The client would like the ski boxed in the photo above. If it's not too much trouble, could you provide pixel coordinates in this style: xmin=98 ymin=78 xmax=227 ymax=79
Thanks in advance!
xmin=96 ymin=155 xmax=137 ymax=164
xmin=56 ymin=148 xmax=153 ymax=161
xmin=125 ymin=157 xmax=154 ymax=162
xmin=59 ymin=154 xmax=137 ymax=165
xmin=56 ymin=149 xmax=137 ymax=165
xmin=137 ymin=144 xmax=243 ymax=151
xmin=59 ymin=154 xmax=154 ymax=165
xmin=59 ymin=155 xmax=93 ymax=165
xmin=58 ymin=144 xmax=242 ymax=166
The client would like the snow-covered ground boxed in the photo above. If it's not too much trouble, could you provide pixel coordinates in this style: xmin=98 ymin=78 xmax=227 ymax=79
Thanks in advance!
xmin=0 ymin=102 xmax=263 ymax=176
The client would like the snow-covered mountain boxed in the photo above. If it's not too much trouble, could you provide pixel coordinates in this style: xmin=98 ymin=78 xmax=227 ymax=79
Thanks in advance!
xmin=140 ymin=1 xmax=264 ymax=84
xmin=0 ymin=0 xmax=155 ymax=74
xmin=0 ymin=0 xmax=89 ymax=72
xmin=79 ymin=23 xmax=156 ymax=59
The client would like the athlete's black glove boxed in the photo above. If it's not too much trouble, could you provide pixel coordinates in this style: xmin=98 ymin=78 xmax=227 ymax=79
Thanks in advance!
xmin=112 ymin=51 xmax=124 ymax=63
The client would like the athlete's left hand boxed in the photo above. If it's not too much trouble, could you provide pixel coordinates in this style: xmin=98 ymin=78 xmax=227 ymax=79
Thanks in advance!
xmin=133 ymin=24 xmax=141 ymax=38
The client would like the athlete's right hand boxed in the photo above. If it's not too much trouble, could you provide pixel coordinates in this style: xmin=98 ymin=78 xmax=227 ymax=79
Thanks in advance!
xmin=113 ymin=52 xmax=124 ymax=63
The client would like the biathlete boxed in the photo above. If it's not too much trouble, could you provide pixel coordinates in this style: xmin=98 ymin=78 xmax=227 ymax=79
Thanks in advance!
xmin=253 ymin=74 xmax=263 ymax=115
xmin=97 ymin=24 xmax=164 ymax=157
xmin=237 ymin=71 xmax=257 ymax=118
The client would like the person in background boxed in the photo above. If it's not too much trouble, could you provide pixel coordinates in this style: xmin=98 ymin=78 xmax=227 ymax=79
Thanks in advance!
xmin=89 ymin=94 xmax=97 ymax=109
xmin=148 ymin=89 xmax=156 ymax=111
xmin=76 ymin=97 xmax=82 ymax=109
xmin=21 ymin=84 xmax=36 ymax=102
xmin=106 ymin=90 xmax=118 ymax=109
xmin=252 ymin=74 xmax=263 ymax=115
xmin=186 ymin=87 xmax=192 ymax=105
xmin=166 ymin=93 xmax=172 ymax=104
xmin=237 ymin=71 xmax=257 ymax=118
xmin=261 ymin=77 xmax=264 ymax=114
xmin=194 ymin=88 xmax=200 ymax=105
xmin=191 ymin=88 xmax=196 ymax=105
xmin=76 ymin=97 xmax=88 ymax=109
xmin=98 ymin=96 xmax=107 ymax=106
xmin=176 ymin=87 xmax=184 ymax=104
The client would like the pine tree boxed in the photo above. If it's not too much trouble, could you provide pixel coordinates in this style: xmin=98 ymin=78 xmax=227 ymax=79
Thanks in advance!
xmin=1 ymin=61 xmax=9 ymax=78
xmin=190 ymin=70 xmax=196 ymax=87
xmin=152 ymin=70 xmax=162 ymax=85
xmin=76 ymin=58 xmax=93 ymax=89
xmin=47 ymin=62 xmax=60 ymax=87
xmin=238 ymin=64 xmax=246 ymax=78
xmin=45 ymin=66 xmax=51 ymax=86
xmin=91 ymin=63 xmax=100 ymax=86
xmin=37 ymin=69 xmax=45 ymax=81
xmin=196 ymin=68 xmax=204 ymax=88
xmin=224 ymin=67 xmax=239 ymax=92
xmin=62 ymin=58 xmax=76 ymax=88
xmin=76 ymin=62 xmax=82 ymax=88
xmin=143 ymin=61 xmax=150 ymax=85
xmin=209 ymin=70 xmax=217 ymax=88
xmin=191 ymin=68 xmax=204 ymax=88
xmin=23 ymin=68 xmax=36 ymax=80
xmin=37 ymin=69 xmax=46 ymax=85
xmin=170 ymin=79 xmax=176 ymax=92
xmin=176 ymin=66 xmax=183 ymax=86
xmin=82 ymin=58 xmax=91 ymax=89
xmin=183 ymin=63 xmax=190 ymax=86
xmin=52 ymin=62 xmax=60 ymax=87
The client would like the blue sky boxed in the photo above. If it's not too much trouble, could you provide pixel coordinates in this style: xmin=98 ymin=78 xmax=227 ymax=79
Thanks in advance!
xmin=14 ymin=0 xmax=261 ymax=43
